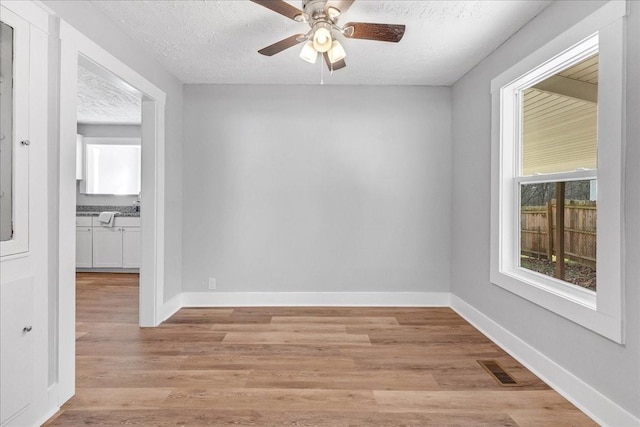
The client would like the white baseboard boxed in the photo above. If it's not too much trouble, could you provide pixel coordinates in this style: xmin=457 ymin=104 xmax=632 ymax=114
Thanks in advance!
xmin=181 ymin=291 xmax=450 ymax=307
xmin=450 ymin=295 xmax=640 ymax=427
xmin=31 ymin=384 xmax=61 ymax=427
xmin=161 ymin=292 xmax=183 ymax=321
xmin=34 ymin=405 xmax=61 ymax=427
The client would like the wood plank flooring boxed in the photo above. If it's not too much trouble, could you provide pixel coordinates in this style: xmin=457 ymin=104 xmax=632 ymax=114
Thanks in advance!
xmin=44 ymin=272 xmax=596 ymax=426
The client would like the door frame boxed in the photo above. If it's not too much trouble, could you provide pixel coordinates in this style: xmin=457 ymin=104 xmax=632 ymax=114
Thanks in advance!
xmin=57 ymin=20 xmax=166 ymax=404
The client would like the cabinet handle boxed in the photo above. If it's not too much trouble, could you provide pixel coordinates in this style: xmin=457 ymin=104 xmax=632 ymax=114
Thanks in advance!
xmin=23 ymin=326 xmax=32 ymax=332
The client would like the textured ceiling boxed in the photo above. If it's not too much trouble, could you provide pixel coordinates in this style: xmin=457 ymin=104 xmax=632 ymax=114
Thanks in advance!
xmin=77 ymin=64 xmax=141 ymax=124
xmin=89 ymin=0 xmax=552 ymax=86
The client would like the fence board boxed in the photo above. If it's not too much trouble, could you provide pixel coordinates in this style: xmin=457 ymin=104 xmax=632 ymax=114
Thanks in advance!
xmin=521 ymin=200 xmax=596 ymax=269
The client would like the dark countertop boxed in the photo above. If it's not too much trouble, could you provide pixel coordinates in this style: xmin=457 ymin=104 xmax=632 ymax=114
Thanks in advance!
xmin=76 ymin=212 xmax=140 ymax=217
xmin=76 ymin=205 xmax=140 ymax=217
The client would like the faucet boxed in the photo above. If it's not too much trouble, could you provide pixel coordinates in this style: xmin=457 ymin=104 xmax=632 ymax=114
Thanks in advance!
xmin=132 ymin=195 xmax=141 ymax=213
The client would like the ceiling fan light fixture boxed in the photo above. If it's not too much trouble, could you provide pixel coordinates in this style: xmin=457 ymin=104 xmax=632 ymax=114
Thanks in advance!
xmin=299 ymin=40 xmax=318 ymax=63
xmin=250 ymin=0 xmax=408 ymax=73
xmin=327 ymin=40 xmax=346 ymax=64
xmin=327 ymin=6 xmax=340 ymax=20
xmin=293 ymin=12 xmax=309 ymax=22
xmin=312 ymin=25 xmax=332 ymax=53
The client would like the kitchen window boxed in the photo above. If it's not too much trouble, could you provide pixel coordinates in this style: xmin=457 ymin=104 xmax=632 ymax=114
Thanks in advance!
xmin=81 ymin=138 xmax=141 ymax=195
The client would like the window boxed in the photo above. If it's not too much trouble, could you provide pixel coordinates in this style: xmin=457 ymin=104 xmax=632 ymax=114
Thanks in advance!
xmin=490 ymin=1 xmax=626 ymax=343
xmin=82 ymin=138 xmax=141 ymax=195
xmin=519 ymin=51 xmax=599 ymax=293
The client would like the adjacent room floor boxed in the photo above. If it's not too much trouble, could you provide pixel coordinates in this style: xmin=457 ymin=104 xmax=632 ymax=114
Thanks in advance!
xmin=44 ymin=273 xmax=596 ymax=426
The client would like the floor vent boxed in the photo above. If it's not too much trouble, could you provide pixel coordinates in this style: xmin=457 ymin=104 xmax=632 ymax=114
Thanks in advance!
xmin=477 ymin=360 xmax=519 ymax=386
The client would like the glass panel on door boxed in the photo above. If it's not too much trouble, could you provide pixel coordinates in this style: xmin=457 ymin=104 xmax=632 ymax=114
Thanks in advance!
xmin=0 ymin=21 xmax=13 ymax=241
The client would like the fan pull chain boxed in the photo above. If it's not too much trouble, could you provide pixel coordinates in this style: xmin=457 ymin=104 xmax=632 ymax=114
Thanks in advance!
xmin=320 ymin=55 xmax=324 ymax=85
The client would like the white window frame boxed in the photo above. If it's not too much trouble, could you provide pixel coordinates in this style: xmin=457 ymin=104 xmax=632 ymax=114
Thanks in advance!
xmin=490 ymin=1 xmax=627 ymax=343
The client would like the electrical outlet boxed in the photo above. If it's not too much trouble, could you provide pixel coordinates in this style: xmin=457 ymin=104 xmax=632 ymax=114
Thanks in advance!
xmin=208 ymin=277 xmax=217 ymax=290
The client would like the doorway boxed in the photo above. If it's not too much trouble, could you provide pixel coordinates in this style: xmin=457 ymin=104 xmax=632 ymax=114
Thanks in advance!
xmin=74 ymin=58 xmax=143 ymax=348
xmin=57 ymin=21 xmax=167 ymax=404
xmin=76 ymin=56 xmax=143 ymax=272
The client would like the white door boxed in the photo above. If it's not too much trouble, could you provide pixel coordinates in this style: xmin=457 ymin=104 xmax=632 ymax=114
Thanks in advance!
xmin=92 ymin=227 xmax=123 ymax=268
xmin=0 ymin=5 xmax=44 ymax=426
xmin=0 ymin=278 xmax=34 ymax=424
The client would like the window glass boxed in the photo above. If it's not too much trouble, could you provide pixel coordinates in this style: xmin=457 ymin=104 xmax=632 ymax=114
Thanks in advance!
xmin=522 ymin=54 xmax=598 ymax=176
xmin=85 ymin=144 xmax=141 ymax=195
xmin=0 ymin=21 xmax=13 ymax=241
xmin=518 ymin=53 xmax=598 ymax=293
xmin=520 ymin=180 xmax=596 ymax=291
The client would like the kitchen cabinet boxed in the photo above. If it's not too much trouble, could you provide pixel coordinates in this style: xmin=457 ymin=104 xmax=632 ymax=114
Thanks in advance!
xmin=92 ymin=226 xmax=124 ymax=268
xmin=78 ymin=216 xmax=141 ymax=269
xmin=1 ymin=277 xmax=34 ymax=425
xmin=122 ymin=227 xmax=141 ymax=268
xmin=1 ymin=4 xmax=47 ymax=425
xmin=75 ymin=217 xmax=92 ymax=268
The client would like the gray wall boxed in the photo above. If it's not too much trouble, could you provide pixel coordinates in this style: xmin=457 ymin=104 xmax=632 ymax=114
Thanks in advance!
xmin=77 ymin=123 xmax=140 ymax=138
xmin=183 ymin=85 xmax=452 ymax=293
xmin=46 ymin=1 xmax=184 ymax=302
xmin=76 ymin=123 xmax=140 ymax=206
xmin=451 ymin=0 xmax=639 ymax=417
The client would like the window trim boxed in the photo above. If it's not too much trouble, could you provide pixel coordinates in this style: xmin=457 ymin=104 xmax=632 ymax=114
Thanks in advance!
xmin=490 ymin=0 xmax=626 ymax=343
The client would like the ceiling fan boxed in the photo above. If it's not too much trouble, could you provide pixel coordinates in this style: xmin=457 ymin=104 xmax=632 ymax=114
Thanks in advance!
xmin=250 ymin=0 xmax=406 ymax=72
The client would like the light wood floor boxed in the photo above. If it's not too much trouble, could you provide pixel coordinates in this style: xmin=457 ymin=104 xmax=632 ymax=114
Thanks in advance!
xmin=45 ymin=272 xmax=596 ymax=426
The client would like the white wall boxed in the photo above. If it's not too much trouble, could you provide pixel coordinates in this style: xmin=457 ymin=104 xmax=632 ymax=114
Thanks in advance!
xmin=77 ymin=123 xmax=140 ymax=138
xmin=76 ymin=123 xmax=140 ymax=206
xmin=451 ymin=0 xmax=639 ymax=418
xmin=183 ymin=85 xmax=452 ymax=294
xmin=45 ymin=1 xmax=183 ymax=302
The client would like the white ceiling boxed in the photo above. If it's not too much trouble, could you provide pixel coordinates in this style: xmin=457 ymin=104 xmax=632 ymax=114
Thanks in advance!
xmin=76 ymin=0 xmax=551 ymax=122
xmin=89 ymin=0 xmax=552 ymax=86
xmin=77 ymin=64 xmax=141 ymax=125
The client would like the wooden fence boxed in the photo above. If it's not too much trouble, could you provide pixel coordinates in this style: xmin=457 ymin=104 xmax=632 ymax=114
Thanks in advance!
xmin=521 ymin=200 xmax=596 ymax=268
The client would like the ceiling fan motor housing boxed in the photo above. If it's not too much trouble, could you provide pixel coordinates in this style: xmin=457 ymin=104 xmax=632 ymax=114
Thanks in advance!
xmin=302 ymin=0 xmax=335 ymax=24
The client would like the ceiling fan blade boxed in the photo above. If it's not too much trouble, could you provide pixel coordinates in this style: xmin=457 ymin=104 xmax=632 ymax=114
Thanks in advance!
xmin=258 ymin=34 xmax=306 ymax=56
xmin=323 ymin=52 xmax=346 ymax=72
xmin=326 ymin=0 xmax=355 ymax=15
xmin=343 ymin=22 xmax=405 ymax=42
xmin=332 ymin=58 xmax=347 ymax=71
xmin=250 ymin=0 xmax=305 ymax=21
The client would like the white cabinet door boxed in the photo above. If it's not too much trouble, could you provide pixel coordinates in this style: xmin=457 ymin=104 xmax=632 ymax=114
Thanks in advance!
xmin=92 ymin=227 xmax=123 ymax=268
xmin=75 ymin=227 xmax=92 ymax=268
xmin=0 ymin=277 xmax=34 ymax=425
xmin=0 ymin=8 xmax=29 ymax=257
xmin=122 ymin=227 xmax=141 ymax=268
